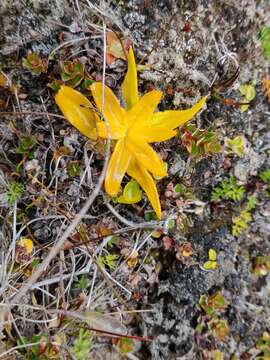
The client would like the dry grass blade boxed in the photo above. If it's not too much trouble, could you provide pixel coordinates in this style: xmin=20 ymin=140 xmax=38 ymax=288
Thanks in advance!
xmin=4 ymin=15 xmax=111 ymax=315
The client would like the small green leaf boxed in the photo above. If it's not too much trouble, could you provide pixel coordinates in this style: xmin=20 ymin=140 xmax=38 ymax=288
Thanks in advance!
xmin=208 ymin=248 xmax=217 ymax=261
xmin=167 ymin=219 xmax=175 ymax=229
xmin=61 ymin=60 xmax=85 ymax=88
xmin=245 ymin=195 xmax=257 ymax=211
xmin=182 ymin=125 xmax=221 ymax=159
xmin=174 ymin=183 xmax=184 ymax=194
xmin=22 ymin=53 xmax=47 ymax=75
xmin=117 ymin=179 xmax=142 ymax=204
xmin=225 ymin=135 xmax=245 ymax=157
xmin=48 ymin=80 xmax=62 ymax=92
xmin=211 ymin=177 xmax=245 ymax=202
xmin=31 ymin=259 xmax=40 ymax=268
xmin=67 ymin=161 xmax=81 ymax=177
xmin=81 ymin=78 xmax=94 ymax=89
xmin=118 ymin=337 xmax=133 ymax=356
xmin=105 ymin=235 xmax=118 ymax=248
xmin=232 ymin=209 xmax=253 ymax=237
xmin=75 ymin=275 xmax=88 ymax=290
xmin=144 ymin=211 xmax=157 ymax=221
xmin=71 ymin=329 xmax=92 ymax=360
xmin=98 ymin=254 xmax=119 ymax=269
xmin=260 ymin=26 xmax=270 ymax=60
xmin=6 ymin=181 xmax=24 ymax=205
xmin=239 ymin=82 xmax=255 ymax=112
xmin=203 ymin=260 xmax=217 ymax=270
xmin=260 ymin=169 xmax=270 ymax=183
xmin=17 ymin=135 xmax=37 ymax=157
xmin=209 ymin=292 xmax=227 ymax=310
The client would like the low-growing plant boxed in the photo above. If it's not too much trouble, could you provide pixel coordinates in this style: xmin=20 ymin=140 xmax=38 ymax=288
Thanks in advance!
xmin=17 ymin=135 xmax=37 ymax=158
xmin=55 ymin=47 xmax=207 ymax=218
xmin=260 ymin=168 xmax=270 ymax=183
xmin=22 ymin=52 xmax=47 ymax=74
xmin=224 ymin=135 xmax=245 ymax=157
xmin=181 ymin=124 xmax=221 ymax=158
xmin=6 ymin=180 xmax=24 ymax=205
xmin=18 ymin=334 xmax=59 ymax=359
xmin=75 ymin=275 xmax=89 ymax=290
xmin=197 ymin=292 xmax=227 ymax=315
xmin=252 ymin=256 xmax=270 ymax=276
xmin=232 ymin=195 xmax=257 ymax=237
xmin=239 ymin=81 xmax=255 ymax=112
xmin=116 ymin=337 xmax=134 ymax=357
xmin=67 ymin=161 xmax=81 ymax=177
xmin=105 ymin=235 xmax=118 ymax=248
xmin=260 ymin=26 xmax=270 ymax=60
xmin=70 ymin=329 xmax=92 ymax=360
xmin=61 ymin=60 xmax=93 ymax=88
xmin=208 ymin=317 xmax=229 ymax=341
xmin=255 ymin=331 xmax=270 ymax=359
xmin=245 ymin=194 xmax=258 ymax=211
xmin=98 ymin=253 xmax=119 ymax=270
xmin=232 ymin=210 xmax=252 ymax=237
xmin=196 ymin=292 xmax=229 ymax=342
xmin=203 ymin=248 xmax=218 ymax=270
xmin=211 ymin=176 xmax=245 ymax=202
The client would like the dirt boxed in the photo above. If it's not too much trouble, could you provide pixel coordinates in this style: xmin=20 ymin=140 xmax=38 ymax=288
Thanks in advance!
xmin=0 ymin=0 xmax=270 ymax=359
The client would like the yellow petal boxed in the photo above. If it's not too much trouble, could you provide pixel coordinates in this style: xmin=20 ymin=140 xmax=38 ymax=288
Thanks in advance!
xmin=105 ymin=139 xmax=131 ymax=196
xmin=17 ymin=237 xmax=34 ymax=255
xmin=55 ymin=85 xmax=98 ymax=140
xmin=127 ymin=160 xmax=161 ymax=219
xmin=132 ymin=124 xmax=176 ymax=143
xmin=125 ymin=90 xmax=162 ymax=128
xmin=97 ymin=122 xmax=126 ymax=139
xmin=90 ymin=82 xmax=126 ymax=134
xmin=126 ymin=138 xmax=167 ymax=177
xmin=121 ymin=47 xmax=139 ymax=109
xmin=151 ymin=96 xmax=208 ymax=130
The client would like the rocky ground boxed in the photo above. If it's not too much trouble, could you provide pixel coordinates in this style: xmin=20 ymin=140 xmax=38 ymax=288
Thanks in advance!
xmin=0 ymin=1 xmax=269 ymax=359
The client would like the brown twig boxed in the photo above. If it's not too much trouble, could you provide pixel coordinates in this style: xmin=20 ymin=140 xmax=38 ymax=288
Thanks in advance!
xmin=83 ymin=324 xmax=152 ymax=341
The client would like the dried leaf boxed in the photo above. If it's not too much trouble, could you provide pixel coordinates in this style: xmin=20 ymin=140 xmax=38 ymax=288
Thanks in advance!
xmin=262 ymin=77 xmax=270 ymax=102
xmin=0 ymin=73 xmax=8 ymax=87
xmin=84 ymin=311 xmax=126 ymax=335
xmin=106 ymin=31 xmax=131 ymax=64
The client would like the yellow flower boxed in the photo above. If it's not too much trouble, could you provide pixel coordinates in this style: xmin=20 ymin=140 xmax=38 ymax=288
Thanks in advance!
xmin=55 ymin=47 xmax=207 ymax=219
xmin=17 ymin=237 xmax=34 ymax=255
xmin=55 ymin=86 xmax=99 ymax=140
